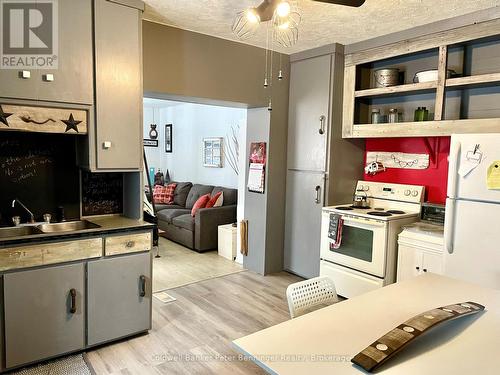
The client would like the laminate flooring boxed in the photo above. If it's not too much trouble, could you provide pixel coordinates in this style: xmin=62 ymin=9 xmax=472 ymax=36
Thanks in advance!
xmin=153 ymin=238 xmax=244 ymax=292
xmin=87 ymin=271 xmax=302 ymax=374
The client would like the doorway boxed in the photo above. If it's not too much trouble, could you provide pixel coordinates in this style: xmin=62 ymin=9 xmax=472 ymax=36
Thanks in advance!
xmin=142 ymin=97 xmax=248 ymax=293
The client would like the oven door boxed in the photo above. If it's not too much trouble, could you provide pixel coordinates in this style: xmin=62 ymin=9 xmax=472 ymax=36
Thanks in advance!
xmin=320 ymin=214 xmax=388 ymax=278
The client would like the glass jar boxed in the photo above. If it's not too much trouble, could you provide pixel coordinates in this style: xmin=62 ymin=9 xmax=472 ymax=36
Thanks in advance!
xmin=388 ymin=108 xmax=399 ymax=123
xmin=371 ymin=108 xmax=382 ymax=124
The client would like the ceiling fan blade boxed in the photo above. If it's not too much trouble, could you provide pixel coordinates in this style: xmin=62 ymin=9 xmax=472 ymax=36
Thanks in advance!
xmin=312 ymin=0 xmax=366 ymax=7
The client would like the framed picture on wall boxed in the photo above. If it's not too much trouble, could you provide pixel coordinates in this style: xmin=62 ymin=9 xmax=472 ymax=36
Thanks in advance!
xmin=203 ymin=137 xmax=223 ymax=168
xmin=165 ymin=124 xmax=173 ymax=153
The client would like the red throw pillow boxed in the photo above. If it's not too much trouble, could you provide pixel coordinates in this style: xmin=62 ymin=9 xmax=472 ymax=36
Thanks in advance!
xmin=164 ymin=183 xmax=177 ymax=204
xmin=153 ymin=183 xmax=177 ymax=204
xmin=191 ymin=194 xmax=211 ymax=217
xmin=205 ymin=191 xmax=223 ymax=208
xmin=153 ymin=185 xmax=168 ymax=204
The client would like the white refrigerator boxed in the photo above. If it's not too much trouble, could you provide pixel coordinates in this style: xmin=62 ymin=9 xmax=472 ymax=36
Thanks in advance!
xmin=445 ymin=133 xmax=500 ymax=289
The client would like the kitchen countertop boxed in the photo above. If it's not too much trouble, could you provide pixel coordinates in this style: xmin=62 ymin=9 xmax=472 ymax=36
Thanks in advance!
xmin=0 ymin=216 xmax=154 ymax=247
xmin=233 ymin=274 xmax=500 ymax=375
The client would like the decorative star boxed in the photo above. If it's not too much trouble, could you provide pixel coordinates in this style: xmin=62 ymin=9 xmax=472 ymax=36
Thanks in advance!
xmin=0 ymin=105 xmax=13 ymax=127
xmin=62 ymin=113 xmax=82 ymax=133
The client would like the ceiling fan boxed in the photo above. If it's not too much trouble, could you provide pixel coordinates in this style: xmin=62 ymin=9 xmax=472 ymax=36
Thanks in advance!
xmin=232 ymin=0 xmax=366 ymax=45
xmin=231 ymin=0 xmax=366 ymax=110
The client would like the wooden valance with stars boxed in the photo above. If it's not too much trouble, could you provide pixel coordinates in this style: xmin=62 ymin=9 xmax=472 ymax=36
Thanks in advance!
xmin=0 ymin=104 xmax=87 ymax=135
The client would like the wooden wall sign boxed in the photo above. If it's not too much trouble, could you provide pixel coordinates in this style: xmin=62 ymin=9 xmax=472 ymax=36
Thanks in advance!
xmin=366 ymin=151 xmax=430 ymax=170
xmin=0 ymin=104 xmax=87 ymax=135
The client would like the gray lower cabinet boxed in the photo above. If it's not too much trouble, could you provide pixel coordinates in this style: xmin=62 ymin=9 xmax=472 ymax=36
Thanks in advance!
xmin=87 ymin=252 xmax=152 ymax=346
xmin=3 ymin=263 xmax=85 ymax=369
xmin=93 ymin=0 xmax=143 ymax=170
xmin=284 ymin=170 xmax=325 ymax=279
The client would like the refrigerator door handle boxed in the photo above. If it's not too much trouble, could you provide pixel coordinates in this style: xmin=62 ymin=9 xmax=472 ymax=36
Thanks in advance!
xmin=448 ymin=140 xmax=461 ymax=199
xmin=315 ymin=185 xmax=322 ymax=204
xmin=444 ymin=198 xmax=456 ymax=254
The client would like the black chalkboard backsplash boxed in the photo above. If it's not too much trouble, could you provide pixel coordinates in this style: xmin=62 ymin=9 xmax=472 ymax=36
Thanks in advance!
xmin=81 ymin=171 xmax=123 ymax=216
xmin=0 ymin=133 xmax=80 ymax=225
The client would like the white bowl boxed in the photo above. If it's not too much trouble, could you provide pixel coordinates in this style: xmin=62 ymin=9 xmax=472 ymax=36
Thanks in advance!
xmin=414 ymin=70 xmax=453 ymax=83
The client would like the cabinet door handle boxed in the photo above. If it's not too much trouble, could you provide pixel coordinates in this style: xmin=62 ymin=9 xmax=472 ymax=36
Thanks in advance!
xmin=416 ymin=266 xmax=420 ymax=271
xmin=423 ymin=268 xmax=428 ymax=273
xmin=19 ymin=70 xmax=31 ymax=79
xmin=69 ymin=289 xmax=77 ymax=314
xmin=319 ymin=115 xmax=326 ymax=135
xmin=139 ymin=275 xmax=146 ymax=297
xmin=315 ymin=185 xmax=322 ymax=204
xmin=42 ymin=73 xmax=54 ymax=82
xmin=126 ymin=240 xmax=135 ymax=248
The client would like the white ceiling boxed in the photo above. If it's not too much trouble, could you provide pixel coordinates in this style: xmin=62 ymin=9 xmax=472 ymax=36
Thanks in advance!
xmin=143 ymin=0 xmax=500 ymax=54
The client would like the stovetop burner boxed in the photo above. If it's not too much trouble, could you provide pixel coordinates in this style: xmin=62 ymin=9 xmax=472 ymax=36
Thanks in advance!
xmin=367 ymin=211 xmax=393 ymax=217
xmin=387 ymin=210 xmax=406 ymax=215
xmin=350 ymin=205 xmax=371 ymax=210
xmin=335 ymin=206 xmax=354 ymax=211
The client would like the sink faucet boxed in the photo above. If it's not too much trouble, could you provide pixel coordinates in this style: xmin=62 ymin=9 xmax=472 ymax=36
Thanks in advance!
xmin=12 ymin=199 xmax=35 ymax=224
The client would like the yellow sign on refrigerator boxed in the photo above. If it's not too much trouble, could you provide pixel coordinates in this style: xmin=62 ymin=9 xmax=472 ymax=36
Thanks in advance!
xmin=487 ymin=161 xmax=500 ymax=190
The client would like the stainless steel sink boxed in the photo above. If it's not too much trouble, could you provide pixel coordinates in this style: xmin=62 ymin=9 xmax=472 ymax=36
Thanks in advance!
xmin=37 ymin=220 xmax=101 ymax=233
xmin=0 ymin=226 xmax=44 ymax=238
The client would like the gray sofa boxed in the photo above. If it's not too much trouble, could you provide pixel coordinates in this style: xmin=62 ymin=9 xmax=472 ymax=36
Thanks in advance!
xmin=156 ymin=182 xmax=237 ymax=252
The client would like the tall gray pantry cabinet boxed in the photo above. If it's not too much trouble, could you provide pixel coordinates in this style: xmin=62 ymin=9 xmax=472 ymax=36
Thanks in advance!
xmin=284 ymin=45 xmax=364 ymax=279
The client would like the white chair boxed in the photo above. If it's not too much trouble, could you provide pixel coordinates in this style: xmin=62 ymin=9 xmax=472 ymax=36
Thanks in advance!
xmin=286 ymin=276 xmax=339 ymax=318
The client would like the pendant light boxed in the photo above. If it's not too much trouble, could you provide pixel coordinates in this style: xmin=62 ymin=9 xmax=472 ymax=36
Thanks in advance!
xmin=232 ymin=1 xmax=302 ymax=111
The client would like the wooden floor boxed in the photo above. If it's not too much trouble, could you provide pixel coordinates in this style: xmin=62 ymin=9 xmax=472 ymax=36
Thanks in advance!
xmin=153 ymin=238 xmax=244 ymax=292
xmin=87 ymin=271 xmax=302 ymax=374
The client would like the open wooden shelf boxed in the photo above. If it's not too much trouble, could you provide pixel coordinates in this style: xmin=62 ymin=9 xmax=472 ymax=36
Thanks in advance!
xmin=343 ymin=19 xmax=500 ymax=138
xmin=446 ymin=72 xmax=500 ymax=88
xmin=350 ymin=118 xmax=500 ymax=138
xmin=354 ymin=81 xmax=437 ymax=98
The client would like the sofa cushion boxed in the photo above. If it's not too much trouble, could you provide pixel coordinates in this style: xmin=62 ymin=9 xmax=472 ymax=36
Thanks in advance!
xmin=212 ymin=186 xmax=238 ymax=206
xmin=172 ymin=214 xmax=195 ymax=231
xmin=155 ymin=204 xmax=184 ymax=212
xmin=173 ymin=182 xmax=193 ymax=207
xmin=157 ymin=209 xmax=191 ymax=224
xmin=186 ymin=184 xmax=214 ymax=209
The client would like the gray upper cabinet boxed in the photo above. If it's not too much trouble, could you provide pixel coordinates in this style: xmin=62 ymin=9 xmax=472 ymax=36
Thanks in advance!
xmin=93 ymin=0 xmax=143 ymax=170
xmin=87 ymin=252 xmax=152 ymax=346
xmin=0 ymin=0 xmax=93 ymax=105
xmin=3 ymin=263 xmax=85 ymax=369
xmin=287 ymin=55 xmax=332 ymax=172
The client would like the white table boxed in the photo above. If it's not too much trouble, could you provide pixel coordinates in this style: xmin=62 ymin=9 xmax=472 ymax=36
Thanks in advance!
xmin=233 ymin=274 xmax=500 ymax=374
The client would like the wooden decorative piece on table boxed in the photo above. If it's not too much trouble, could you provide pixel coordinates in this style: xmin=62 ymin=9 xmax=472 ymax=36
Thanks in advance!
xmin=352 ymin=301 xmax=485 ymax=373
xmin=0 ymin=104 xmax=87 ymax=134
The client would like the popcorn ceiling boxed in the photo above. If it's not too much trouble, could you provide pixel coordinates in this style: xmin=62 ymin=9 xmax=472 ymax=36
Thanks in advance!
xmin=143 ymin=0 xmax=500 ymax=54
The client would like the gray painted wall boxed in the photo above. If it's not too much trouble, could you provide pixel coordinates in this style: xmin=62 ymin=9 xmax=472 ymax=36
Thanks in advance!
xmin=243 ymin=108 xmax=271 ymax=274
xmin=142 ymin=21 xmax=290 ymax=275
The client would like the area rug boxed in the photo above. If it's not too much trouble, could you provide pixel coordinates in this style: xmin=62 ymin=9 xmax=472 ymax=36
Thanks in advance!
xmin=12 ymin=354 xmax=95 ymax=375
xmin=153 ymin=238 xmax=245 ymax=292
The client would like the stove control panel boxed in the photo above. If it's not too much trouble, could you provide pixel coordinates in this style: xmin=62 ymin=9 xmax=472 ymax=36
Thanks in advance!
xmin=356 ymin=181 xmax=425 ymax=203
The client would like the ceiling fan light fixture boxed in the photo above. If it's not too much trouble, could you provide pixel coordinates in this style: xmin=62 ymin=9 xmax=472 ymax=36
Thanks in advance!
xmin=276 ymin=1 xmax=291 ymax=17
xmin=245 ymin=8 xmax=261 ymax=24
xmin=232 ymin=7 xmax=261 ymax=39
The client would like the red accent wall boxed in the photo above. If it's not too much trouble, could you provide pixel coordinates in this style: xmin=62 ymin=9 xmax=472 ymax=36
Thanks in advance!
xmin=364 ymin=137 xmax=450 ymax=204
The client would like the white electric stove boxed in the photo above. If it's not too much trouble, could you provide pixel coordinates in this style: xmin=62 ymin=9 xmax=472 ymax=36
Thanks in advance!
xmin=320 ymin=181 xmax=425 ymax=298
